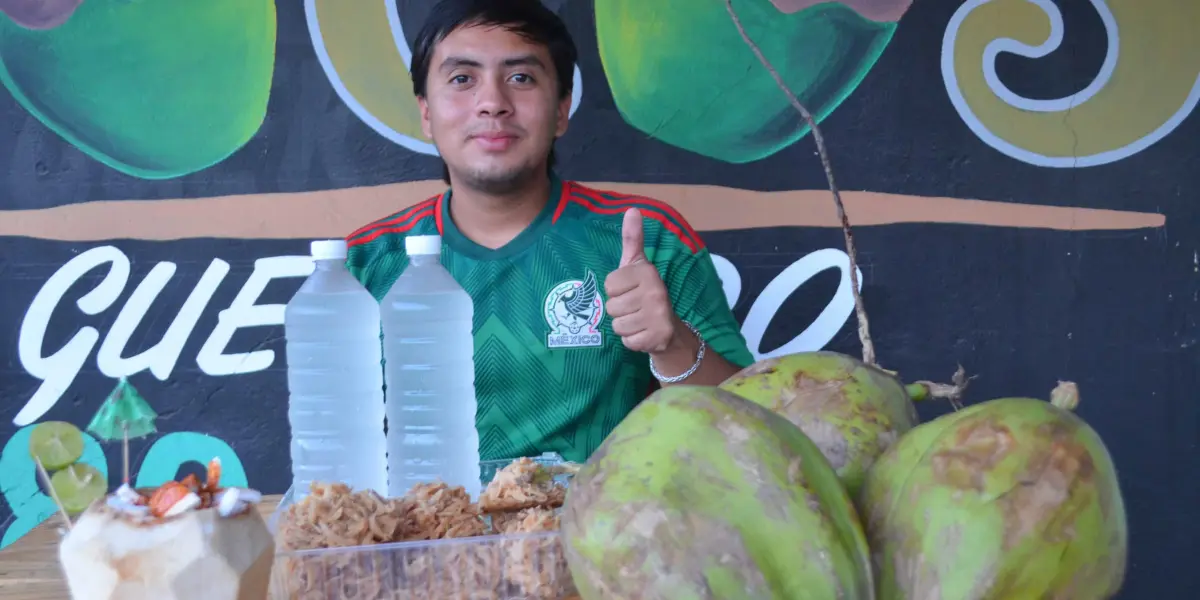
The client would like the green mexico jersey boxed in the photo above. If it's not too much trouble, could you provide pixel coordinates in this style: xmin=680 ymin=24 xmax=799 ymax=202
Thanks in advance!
xmin=345 ymin=175 xmax=754 ymax=463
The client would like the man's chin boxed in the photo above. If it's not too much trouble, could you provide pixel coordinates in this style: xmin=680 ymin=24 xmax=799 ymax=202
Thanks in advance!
xmin=458 ymin=164 xmax=538 ymax=195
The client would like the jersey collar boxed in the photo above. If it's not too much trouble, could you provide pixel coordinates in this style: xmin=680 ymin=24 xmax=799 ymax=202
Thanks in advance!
xmin=438 ymin=173 xmax=565 ymax=261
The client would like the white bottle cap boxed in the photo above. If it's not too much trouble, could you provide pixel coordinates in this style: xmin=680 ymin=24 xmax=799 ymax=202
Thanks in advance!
xmin=310 ymin=239 xmax=348 ymax=260
xmin=405 ymin=235 xmax=442 ymax=256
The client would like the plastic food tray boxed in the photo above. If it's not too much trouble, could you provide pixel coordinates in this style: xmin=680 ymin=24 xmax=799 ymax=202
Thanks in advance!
xmin=268 ymin=453 xmax=580 ymax=600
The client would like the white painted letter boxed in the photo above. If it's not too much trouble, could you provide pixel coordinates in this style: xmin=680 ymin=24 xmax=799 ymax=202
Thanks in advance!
xmin=710 ymin=253 xmax=742 ymax=310
xmin=97 ymin=259 xmax=230 ymax=381
xmin=741 ymin=248 xmax=863 ymax=361
xmin=196 ymin=256 xmax=314 ymax=376
xmin=14 ymin=247 xmax=130 ymax=426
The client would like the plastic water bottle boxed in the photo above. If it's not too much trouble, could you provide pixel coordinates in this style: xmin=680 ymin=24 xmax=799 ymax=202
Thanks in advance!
xmin=283 ymin=240 xmax=387 ymax=501
xmin=381 ymin=234 xmax=482 ymax=499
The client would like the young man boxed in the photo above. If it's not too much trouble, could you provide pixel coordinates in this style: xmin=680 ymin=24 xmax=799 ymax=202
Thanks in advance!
xmin=346 ymin=0 xmax=754 ymax=463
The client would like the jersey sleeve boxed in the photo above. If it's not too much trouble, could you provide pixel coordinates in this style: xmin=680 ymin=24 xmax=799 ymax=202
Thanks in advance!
xmin=345 ymin=238 xmax=406 ymax=301
xmin=345 ymin=240 xmax=377 ymax=295
xmin=655 ymin=241 xmax=756 ymax=370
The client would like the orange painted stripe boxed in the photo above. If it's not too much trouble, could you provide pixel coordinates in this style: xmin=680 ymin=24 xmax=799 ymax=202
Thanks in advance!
xmin=0 ymin=183 xmax=1165 ymax=242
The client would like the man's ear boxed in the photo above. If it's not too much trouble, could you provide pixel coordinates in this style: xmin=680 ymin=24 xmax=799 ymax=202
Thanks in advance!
xmin=418 ymin=95 xmax=433 ymax=140
xmin=554 ymin=93 xmax=571 ymax=138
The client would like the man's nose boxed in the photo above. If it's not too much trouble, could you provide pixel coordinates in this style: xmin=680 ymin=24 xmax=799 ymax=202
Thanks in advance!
xmin=475 ymin=77 xmax=514 ymax=117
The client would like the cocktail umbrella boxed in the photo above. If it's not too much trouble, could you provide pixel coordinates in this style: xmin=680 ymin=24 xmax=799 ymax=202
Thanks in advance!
xmin=86 ymin=377 xmax=158 ymax=484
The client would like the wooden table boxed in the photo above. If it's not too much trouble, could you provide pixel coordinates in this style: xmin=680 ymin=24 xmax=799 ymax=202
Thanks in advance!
xmin=0 ymin=495 xmax=283 ymax=600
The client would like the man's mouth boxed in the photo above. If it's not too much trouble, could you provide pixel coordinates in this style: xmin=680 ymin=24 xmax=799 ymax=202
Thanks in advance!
xmin=471 ymin=132 xmax=519 ymax=152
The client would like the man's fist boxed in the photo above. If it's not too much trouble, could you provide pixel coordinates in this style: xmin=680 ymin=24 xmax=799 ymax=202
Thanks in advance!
xmin=605 ymin=208 xmax=682 ymax=354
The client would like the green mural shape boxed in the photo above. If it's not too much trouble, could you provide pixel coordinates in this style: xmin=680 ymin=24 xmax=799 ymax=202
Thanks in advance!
xmin=0 ymin=424 xmax=108 ymax=549
xmin=595 ymin=0 xmax=897 ymax=163
xmin=134 ymin=432 xmax=247 ymax=490
xmin=0 ymin=0 xmax=276 ymax=179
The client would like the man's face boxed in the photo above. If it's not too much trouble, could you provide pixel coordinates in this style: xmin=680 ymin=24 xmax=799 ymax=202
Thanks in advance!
xmin=419 ymin=23 xmax=571 ymax=194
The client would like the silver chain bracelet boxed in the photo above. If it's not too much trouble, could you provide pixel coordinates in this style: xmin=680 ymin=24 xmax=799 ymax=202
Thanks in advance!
xmin=649 ymin=320 xmax=706 ymax=383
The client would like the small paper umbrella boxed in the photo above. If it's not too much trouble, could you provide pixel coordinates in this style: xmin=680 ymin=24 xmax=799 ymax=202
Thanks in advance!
xmin=87 ymin=377 xmax=158 ymax=483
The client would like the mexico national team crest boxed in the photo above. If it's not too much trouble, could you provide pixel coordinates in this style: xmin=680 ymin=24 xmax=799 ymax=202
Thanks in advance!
xmin=544 ymin=271 xmax=604 ymax=349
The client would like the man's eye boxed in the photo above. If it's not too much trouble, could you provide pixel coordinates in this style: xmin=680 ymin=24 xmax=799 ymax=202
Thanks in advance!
xmin=450 ymin=74 xmax=470 ymax=84
xmin=510 ymin=73 xmax=533 ymax=84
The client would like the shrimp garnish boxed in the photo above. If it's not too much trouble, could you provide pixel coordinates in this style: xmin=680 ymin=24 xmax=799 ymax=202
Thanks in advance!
xmin=147 ymin=482 xmax=191 ymax=518
xmin=203 ymin=457 xmax=222 ymax=493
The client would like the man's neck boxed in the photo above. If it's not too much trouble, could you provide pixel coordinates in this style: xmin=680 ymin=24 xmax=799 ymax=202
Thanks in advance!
xmin=447 ymin=174 xmax=552 ymax=250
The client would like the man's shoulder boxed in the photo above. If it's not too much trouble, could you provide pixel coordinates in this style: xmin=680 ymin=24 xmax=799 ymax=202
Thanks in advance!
xmin=562 ymin=181 xmax=705 ymax=254
xmin=345 ymin=194 xmax=443 ymax=254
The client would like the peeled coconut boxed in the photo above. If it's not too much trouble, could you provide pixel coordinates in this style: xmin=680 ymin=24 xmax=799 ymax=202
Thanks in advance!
xmin=561 ymin=385 xmax=874 ymax=600
xmin=719 ymin=350 xmax=924 ymax=497
xmin=59 ymin=494 xmax=274 ymax=600
xmin=860 ymin=382 xmax=1127 ymax=600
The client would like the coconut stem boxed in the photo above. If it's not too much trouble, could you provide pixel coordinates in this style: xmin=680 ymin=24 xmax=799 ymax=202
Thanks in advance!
xmin=909 ymin=365 xmax=975 ymax=411
xmin=1050 ymin=381 xmax=1079 ymax=411
xmin=725 ymin=0 xmax=979 ymax=409
xmin=724 ymin=0 xmax=874 ymax=367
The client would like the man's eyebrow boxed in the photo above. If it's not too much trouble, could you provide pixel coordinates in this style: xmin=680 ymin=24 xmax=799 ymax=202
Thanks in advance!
xmin=438 ymin=54 xmax=546 ymax=72
xmin=502 ymin=54 xmax=546 ymax=70
xmin=438 ymin=57 xmax=483 ymax=72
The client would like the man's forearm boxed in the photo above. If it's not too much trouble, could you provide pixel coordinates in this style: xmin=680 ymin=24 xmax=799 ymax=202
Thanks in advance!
xmin=648 ymin=318 xmax=743 ymax=387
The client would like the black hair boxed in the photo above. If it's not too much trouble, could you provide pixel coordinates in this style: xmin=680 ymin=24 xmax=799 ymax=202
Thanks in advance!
xmin=408 ymin=0 xmax=579 ymax=184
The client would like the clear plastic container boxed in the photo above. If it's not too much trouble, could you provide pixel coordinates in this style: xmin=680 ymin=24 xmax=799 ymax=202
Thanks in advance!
xmin=381 ymin=235 xmax=482 ymax=500
xmin=268 ymin=453 xmax=577 ymax=600
xmin=283 ymin=240 xmax=387 ymax=500
xmin=269 ymin=528 xmax=574 ymax=600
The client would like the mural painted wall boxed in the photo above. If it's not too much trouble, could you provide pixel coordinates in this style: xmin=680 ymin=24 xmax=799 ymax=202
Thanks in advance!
xmin=0 ymin=1 xmax=1196 ymax=596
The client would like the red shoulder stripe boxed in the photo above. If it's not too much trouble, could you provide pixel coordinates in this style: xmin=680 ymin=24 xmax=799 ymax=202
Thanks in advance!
xmin=347 ymin=196 xmax=438 ymax=241
xmin=349 ymin=206 xmax=437 ymax=247
xmin=434 ymin=193 xmax=445 ymax=235
xmin=550 ymin=181 xmax=574 ymax=224
xmin=569 ymin=186 xmax=705 ymax=253
xmin=346 ymin=196 xmax=439 ymax=247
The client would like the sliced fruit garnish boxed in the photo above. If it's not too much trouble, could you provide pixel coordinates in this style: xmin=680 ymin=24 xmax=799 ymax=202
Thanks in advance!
xmin=51 ymin=463 xmax=107 ymax=514
xmin=29 ymin=421 xmax=85 ymax=471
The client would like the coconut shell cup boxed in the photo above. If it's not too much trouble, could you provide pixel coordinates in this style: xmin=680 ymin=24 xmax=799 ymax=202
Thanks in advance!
xmin=58 ymin=491 xmax=274 ymax=600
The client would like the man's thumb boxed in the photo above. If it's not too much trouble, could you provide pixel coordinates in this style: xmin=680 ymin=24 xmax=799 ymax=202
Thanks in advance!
xmin=620 ymin=208 xmax=646 ymax=266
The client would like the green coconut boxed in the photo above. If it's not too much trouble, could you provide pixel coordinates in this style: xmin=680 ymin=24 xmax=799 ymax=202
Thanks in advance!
xmin=561 ymin=385 xmax=874 ymax=600
xmin=719 ymin=350 xmax=936 ymax=498
xmin=860 ymin=382 xmax=1127 ymax=599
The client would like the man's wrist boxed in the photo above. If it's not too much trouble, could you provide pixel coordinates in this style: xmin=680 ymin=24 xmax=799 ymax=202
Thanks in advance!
xmin=654 ymin=318 xmax=697 ymax=357
xmin=649 ymin=319 xmax=704 ymax=381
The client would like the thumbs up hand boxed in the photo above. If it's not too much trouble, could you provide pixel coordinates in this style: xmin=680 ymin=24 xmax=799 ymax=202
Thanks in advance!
xmin=605 ymin=208 xmax=686 ymax=354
